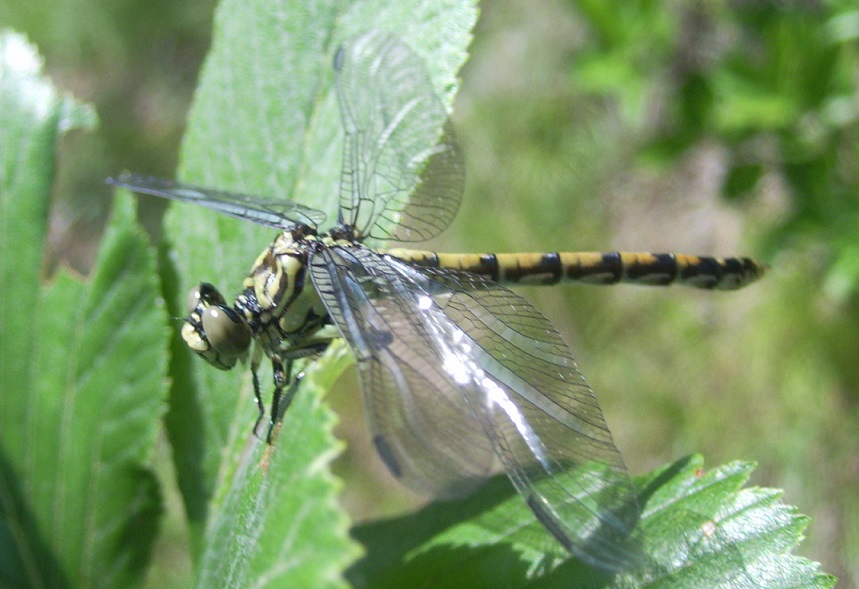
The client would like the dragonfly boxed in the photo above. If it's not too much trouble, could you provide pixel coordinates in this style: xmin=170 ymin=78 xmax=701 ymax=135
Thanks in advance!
xmin=108 ymin=30 xmax=766 ymax=572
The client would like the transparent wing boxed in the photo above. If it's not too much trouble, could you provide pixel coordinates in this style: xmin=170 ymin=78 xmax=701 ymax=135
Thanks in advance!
xmin=308 ymin=245 xmax=642 ymax=571
xmin=107 ymin=173 xmax=326 ymax=229
xmin=333 ymin=31 xmax=464 ymax=242
xmin=309 ymin=244 xmax=495 ymax=499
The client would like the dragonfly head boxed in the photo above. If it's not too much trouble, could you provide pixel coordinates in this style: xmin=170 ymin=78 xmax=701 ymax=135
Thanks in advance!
xmin=181 ymin=282 xmax=252 ymax=370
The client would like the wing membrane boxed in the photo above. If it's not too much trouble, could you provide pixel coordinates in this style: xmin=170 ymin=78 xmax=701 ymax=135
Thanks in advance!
xmin=309 ymin=244 xmax=495 ymax=498
xmin=333 ymin=31 xmax=464 ymax=242
xmin=107 ymin=173 xmax=326 ymax=229
xmin=309 ymin=245 xmax=642 ymax=570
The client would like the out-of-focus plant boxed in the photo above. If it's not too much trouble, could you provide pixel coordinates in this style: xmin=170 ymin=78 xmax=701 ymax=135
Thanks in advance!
xmin=570 ymin=0 xmax=859 ymax=298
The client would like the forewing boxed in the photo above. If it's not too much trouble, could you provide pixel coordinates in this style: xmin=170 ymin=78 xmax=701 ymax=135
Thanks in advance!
xmin=310 ymin=246 xmax=641 ymax=569
xmin=107 ymin=173 xmax=326 ymax=229
xmin=309 ymin=244 xmax=495 ymax=499
xmin=333 ymin=31 xmax=464 ymax=243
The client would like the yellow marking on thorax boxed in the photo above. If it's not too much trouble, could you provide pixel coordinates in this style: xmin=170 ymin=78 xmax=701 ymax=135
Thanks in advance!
xmin=278 ymin=279 xmax=325 ymax=334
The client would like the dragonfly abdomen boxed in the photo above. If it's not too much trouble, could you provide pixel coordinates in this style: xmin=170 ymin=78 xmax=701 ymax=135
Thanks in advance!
xmin=382 ymin=249 xmax=767 ymax=290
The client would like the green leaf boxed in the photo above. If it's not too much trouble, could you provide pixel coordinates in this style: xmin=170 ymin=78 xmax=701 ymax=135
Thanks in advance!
xmin=0 ymin=30 xmax=167 ymax=589
xmin=195 ymin=342 xmax=355 ymax=588
xmin=350 ymin=456 xmax=835 ymax=588
xmin=157 ymin=0 xmax=477 ymax=585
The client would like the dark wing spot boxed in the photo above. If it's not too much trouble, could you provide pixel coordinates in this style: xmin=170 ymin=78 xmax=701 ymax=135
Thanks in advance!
xmin=527 ymin=494 xmax=574 ymax=552
xmin=373 ymin=435 xmax=402 ymax=478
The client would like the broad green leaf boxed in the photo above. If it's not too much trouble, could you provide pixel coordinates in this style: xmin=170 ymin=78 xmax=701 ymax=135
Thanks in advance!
xmin=350 ymin=456 xmax=836 ymax=588
xmin=157 ymin=0 xmax=477 ymax=584
xmin=195 ymin=342 xmax=354 ymax=588
xmin=0 ymin=30 xmax=167 ymax=589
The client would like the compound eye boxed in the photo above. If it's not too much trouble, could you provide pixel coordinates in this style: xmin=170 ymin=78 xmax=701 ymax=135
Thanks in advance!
xmin=187 ymin=282 xmax=226 ymax=315
xmin=201 ymin=306 xmax=251 ymax=357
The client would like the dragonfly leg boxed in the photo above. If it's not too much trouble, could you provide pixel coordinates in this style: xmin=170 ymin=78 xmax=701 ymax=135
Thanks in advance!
xmin=250 ymin=345 xmax=268 ymax=438
xmin=263 ymin=338 xmax=334 ymax=443
xmin=265 ymin=357 xmax=292 ymax=443
xmin=267 ymin=361 xmax=307 ymax=443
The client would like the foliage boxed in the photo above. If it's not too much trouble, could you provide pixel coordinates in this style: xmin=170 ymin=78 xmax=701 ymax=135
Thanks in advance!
xmin=351 ymin=456 xmax=832 ymax=589
xmin=569 ymin=0 xmax=859 ymax=298
xmin=0 ymin=31 xmax=166 ymax=588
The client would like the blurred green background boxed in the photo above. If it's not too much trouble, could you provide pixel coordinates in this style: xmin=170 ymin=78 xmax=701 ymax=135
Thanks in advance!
xmin=2 ymin=0 xmax=857 ymax=586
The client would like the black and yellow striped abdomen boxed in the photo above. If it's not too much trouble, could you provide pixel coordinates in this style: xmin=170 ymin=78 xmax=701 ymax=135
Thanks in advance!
xmin=381 ymin=249 xmax=767 ymax=290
